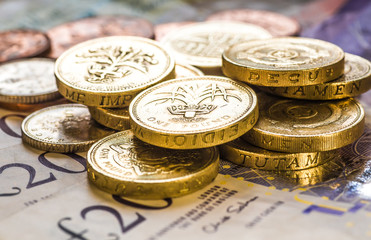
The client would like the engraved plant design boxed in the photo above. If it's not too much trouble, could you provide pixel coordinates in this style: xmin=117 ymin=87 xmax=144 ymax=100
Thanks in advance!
xmin=148 ymin=83 xmax=242 ymax=118
xmin=76 ymin=46 xmax=158 ymax=83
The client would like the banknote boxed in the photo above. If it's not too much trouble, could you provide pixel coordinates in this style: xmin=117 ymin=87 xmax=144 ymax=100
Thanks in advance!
xmin=302 ymin=0 xmax=371 ymax=60
xmin=0 ymin=99 xmax=370 ymax=239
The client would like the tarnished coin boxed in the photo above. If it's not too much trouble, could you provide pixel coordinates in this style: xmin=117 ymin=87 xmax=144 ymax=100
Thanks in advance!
xmin=88 ymin=107 xmax=130 ymax=131
xmin=207 ymin=9 xmax=301 ymax=37
xmin=55 ymin=36 xmax=175 ymax=107
xmin=0 ymin=58 xmax=60 ymax=104
xmin=87 ymin=130 xmax=219 ymax=199
xmin=242 ymin=92 xmax=364 ymax=152
xmin=0 ymin=29 xmax=50 ymax=63
xmin=154 ymin=21 xmax=196 ymax=41
xmin=161 ymin=21 xmax=272 ymax=72
xmin=129 ymin=76 xmax=258 ymax=149
xmin=260 ymin=53 xmax=371 ymax=100
xmin=219 ymin=137 xmax=339 ymax=171
xmin=45 ymin=15 xmax=154 ymax=59
xmin=223 ymin=37 xmax=345 ymax=87
xmin=21 ymin=104 xmax=116 ymax=152
xmin=175 ymin=63 xmax=204 ymax=78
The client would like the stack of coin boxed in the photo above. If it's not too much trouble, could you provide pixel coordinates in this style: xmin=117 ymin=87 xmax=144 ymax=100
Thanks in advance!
xmin=218 ymin=36 xmax=370 ymax=174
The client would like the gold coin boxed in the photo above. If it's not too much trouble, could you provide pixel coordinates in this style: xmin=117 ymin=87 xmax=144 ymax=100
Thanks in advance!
xmin=88 ymin=107 xmax=130 ymax=131
xmin=242 ymin=93 xmax=364 ymax=152
xmin=259 ymin=53 xmax=371 ymax=99
xmin=161 ymin=21 xmax=272 ymax=72
xmin=0 ymin=58 xmax=60 ymax=104
xmin=87 ymin=130 xmax=219 ymax=199
xmin=55 ymin=36 xmax=175 ymax=107
xmin=222 ymin=37 xmax=345 ymax=86
xmin=0 ymin=98 xmax=69 ymax=112
xmin=175 ymin=63 xmax=204 ymax=78
xmin=219 ymin=137 xmax=339 ymax=171
xmin=276 ymin=155 xmax=344 ymax=186
xmin=21 ymin=104 xmax=116 ymax=152
xmin=129 ymin=76 xmax=258 ymax=149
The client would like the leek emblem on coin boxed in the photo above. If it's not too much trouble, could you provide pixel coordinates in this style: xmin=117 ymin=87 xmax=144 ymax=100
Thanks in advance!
xmin=130 ymin=76 xmax=258 ymax=149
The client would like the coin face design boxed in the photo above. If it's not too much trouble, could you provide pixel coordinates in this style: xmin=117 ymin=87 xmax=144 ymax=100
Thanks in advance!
xmin=55 ymin=36 xmax=175 ymax=107
xmin=21 ymin=104 xmax=115 ymax=152
xmin=46 ymin=16 xmax=154 ymax=59
xmin=161 ymin=21 xmax=271 ymax=68
xmin=259 ymin=53 xmax=371 ymax=99
xmin=206 ymin=9 xmax=301 ymax=37
xmin=129 ymin=76 xmax=258 ymax=149
xmin=223 ymin=37 xmax=345 ymax=86
xmin=226 ymin=38 xmax=343 ymax=70
xmin=243 ymin=93 xmax=365 ymax=152
xmin=87 ymin=130 xmax=219 ymax=199
xmin=0 ymin=29 xmax=50 ymax=63
xmin=0 ymin=58 xmax=59 ymax=103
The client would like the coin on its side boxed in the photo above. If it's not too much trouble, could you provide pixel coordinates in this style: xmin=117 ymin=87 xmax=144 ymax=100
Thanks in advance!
xmin=89 ymin=107 xmax=130 ymax=131
xmin=87 ymin=130 xmax=219 ymax=199
xmin=0 ymin=29 xmax=50 ymax=63
xmin=21 ymin=104 xmax=116 ymax=152
xmin=46 ymin=15 xmax=155 ymax=59
xmin=219 ymin=137 xmax=339 ymax=171
xmin=129 ymin=76 xmax=258 ymax=149
xmin=161 ymin=21 xmax=271 ymax=72
xmin=0 ymin=58 xmax=60 ymax=104
xmin=242 ymin=92 xmax=364 ymax=152
xmin=259 ymin=53 xmax=371 ymax=100
xmin=223 ymin=37 xmax=345 ymax=87
xmin=55 ymin=36 xmax=175 ymax=107
xmin=207 ymin=9 xmax=301 ymax=37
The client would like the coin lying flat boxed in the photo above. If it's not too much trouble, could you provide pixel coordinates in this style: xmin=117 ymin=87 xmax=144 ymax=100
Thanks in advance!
xmin=0 ymin=58 xmax=60 ymax=104
xmin=87 ymin=130 xmax=219 ymax=199
xmin=161 ymin=21 xmax=271 ymax=72
xmin=45 ymin=15 xmax=155 ymax=59
xmin=21 ymin=104 xmax=116 ymax=152
xmin=0 ymin=98 xmax=69 ymax=112
xmin=129 ymin=76 xmax=258 ymax=149
xmin=55 ymin=36 xmax=175 ymax=107
xmin=242 ymin=92 xmax=364 ymax=152
xmin=88 ymin=107 xmax=130 ymax=131
xmin=0 ymin=29 xmax=50 ymax=63
xmin=259 ymin=53 xmax=371 ymax=100
xmin=207 ymin=9 xmax=301 ymax=37
xmin=219 ymin=137 xmax=339 ymax=171
xmin=175 ymin=63 xmax=204 ymax=78
xmin=223 ymin=37 xmax=345 ymax=87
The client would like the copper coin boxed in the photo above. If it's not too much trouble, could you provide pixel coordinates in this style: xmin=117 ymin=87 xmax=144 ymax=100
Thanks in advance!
xmin=154 ymin=21 xmax=196 ymax=41
xmin=45 ymin=15 xmax=155 ymax=59
xmin=207 ymin=9 xmax=301 ymax=37
xmin=0 ymin=29 xmax=50 ymax=63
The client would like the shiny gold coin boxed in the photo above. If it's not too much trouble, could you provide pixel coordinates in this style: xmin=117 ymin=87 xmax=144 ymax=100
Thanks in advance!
xmin=161 ymin=21 xmax=272 ymax=73
xmin=21 ymin=104 xmax=116 ymax=152
xmin=88 ymin=107 xmax=130 ymax=131
xmin=175 ymin=63 xmax=204 ymax=78
xmin=129 ymin=76 xmax=258 ymax=149
xmin=276 ymin=155 xmax=345 ymax=186
xmin=0 ymin=97 xmax=69 ymax=112
xmin=0 ymin=58 xmax=60 ymax=104
xmin=259 ymin=53 xmax=371 ymax=100
xmin=242 ymin=92 xmax=364 ymax=152
xmin=219 ymin=137 xmax=339 ymax=171
xmin=87 ymin=130 xmax=219 ymax=199
xmin=55 ymin=36 xmax=175 ymax=107
xmin=222 ymin=37 xmax=345 ymax=87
